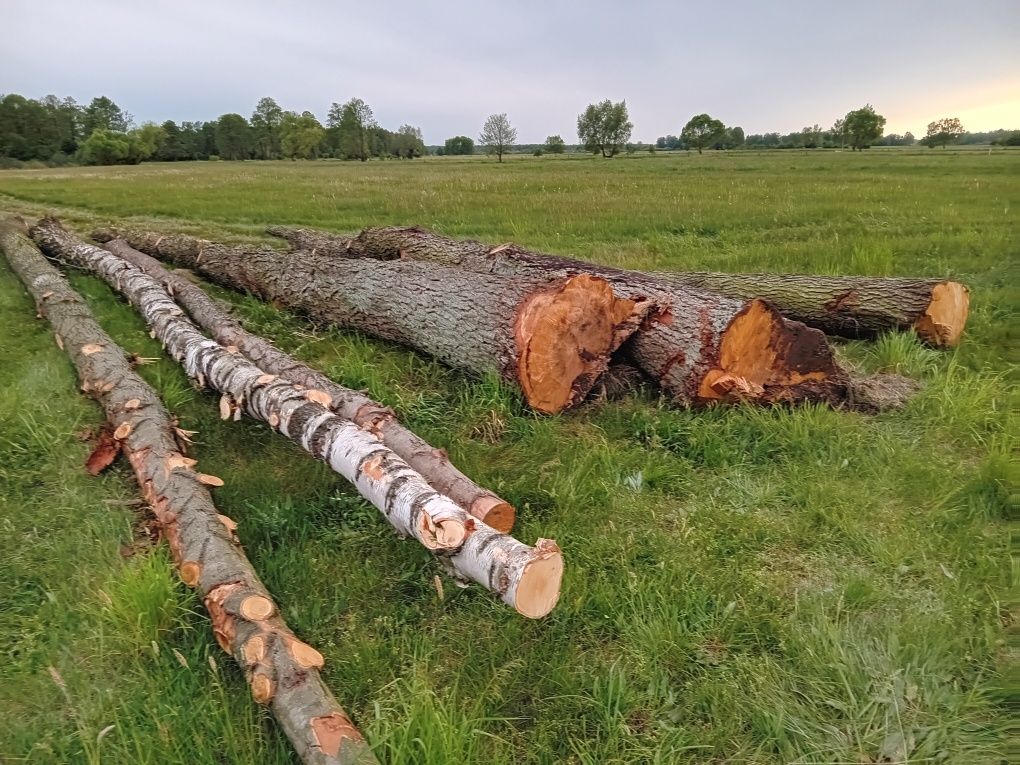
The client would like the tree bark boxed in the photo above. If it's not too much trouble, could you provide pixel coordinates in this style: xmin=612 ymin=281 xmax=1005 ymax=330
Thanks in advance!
xmin=0 ymin=221 xmax=376 ymax=765
xmin=91 ymin=229 xmax=652 ymax=415
xmin=38 ymin=220 xmax=563 ymax=619
xmin=264 ymin=225 xmax=969 ymax=347
xmin=340 ymin=227 xmax=849 ymax=407
xmin=265 ymin=226 xmax=358 ymax=259
xmin=646 ymin=271 xmax=969 ymax=347
xmin=101 ymin=239 xmax=515 ymax=532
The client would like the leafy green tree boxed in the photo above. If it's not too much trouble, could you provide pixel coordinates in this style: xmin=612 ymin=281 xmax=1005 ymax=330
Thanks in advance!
xmin=128 ymin=123 xmax=165 ymax=162
xmin=922 ymin=117 xmax=964 ymax=149
xmin=544 ymin=134 xmax=566 ymax=154
xmin=479 ymin=113 xmax=517 ymax=162
xmin=335 ymin=98 xmax=375 ymax=161
xmin=843 ymin=105 xmax=886 ymax=151
xmin=443 ymin=135 xmax=474 ymax=155
xmin=391 ymin=124 xmax=425 ymax=159
xmin=577 ymin=100 xmax=632 ymax=157
xmin=214 ymin=113 xmax=252 ymax=160
xmin=680 ymin=114 xmax=725 ymax=154
xmin=77 ymin=129 xmax=132 ymax=165
xmin=155 ymin=120 xmax=185 ymax=161
xmin=82 ymin=96 xmax=129 ymax=137
xmin=250 ymin=97 xmax=283 ymax=159
xmin=280 ymin=111 xmax=326 ymax=159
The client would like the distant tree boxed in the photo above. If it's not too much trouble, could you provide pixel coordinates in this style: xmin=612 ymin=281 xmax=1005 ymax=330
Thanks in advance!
xmin=903 ymin=131 xmax=916 ymax=146
xmin=544 ymin=134 xmax=566 ymax=154
xmin=129 ymin=122 xmax=165 ymax=162
xmin=336 ymin=98 xmax=375 ymax=161
xmin=680 ymin=114 xmax=726 ymax=154
xmin=444 ymin=135 xmax=475 ymax=155
xmin=82 ymin=96 xmax=130 ymax=137
xmin=479 ymin=113 xmax=517 ymax=162
xmin=727 ymin=126 xmax=745 ymax=148
xmin=922 ymin=117 xmax=965 ymax=149
xmin=280 ymin=111 xmax=325 ymax=159
xmin=155 ymin=120 xmax=185 ymax=161
xmin=843 ymin=105 xmax=886 ymax=151
xmin=391 ymin=125 xmax=425 ymax=158
xmin=577 ymin=100 xmax=632 ymax=157
xmin=250 ymin=97 xmax=284 ymax=159
xmin=77 ymin=129 xmax=132 ymax=165
xmin=655 ymin=134 xmax=680 ymax=150
xmin=830 ymin=118 xmax=847 ymax=149
xmin=214 ymin=113 xmax=252 ymax=160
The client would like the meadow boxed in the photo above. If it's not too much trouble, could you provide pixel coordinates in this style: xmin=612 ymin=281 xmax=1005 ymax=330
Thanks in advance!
xmin=0 ymin=149 xmax=1014 ymax=764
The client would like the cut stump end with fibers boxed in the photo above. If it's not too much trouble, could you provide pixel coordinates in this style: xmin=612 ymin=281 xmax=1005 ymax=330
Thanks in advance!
xmin=915 ymin=281 xmax=970 ymax=347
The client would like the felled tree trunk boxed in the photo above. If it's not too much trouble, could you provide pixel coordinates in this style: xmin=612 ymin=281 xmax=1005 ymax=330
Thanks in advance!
xmin=266 ymin=225 xmax=358 ymax=258
xmin=102 ymin=239 xmax=514 ymax=532
xmin=91 ymin=229 xmax=652 ymax=415
xmin=646 ymin=271 xmax=970 ymax=347
xmin=0 ymin=221 xmax=376 ymax=765
xmin=38 ymin=220 xmax=563 ymax=618
xmin=342 ymin=227 xmax=849 ymax=407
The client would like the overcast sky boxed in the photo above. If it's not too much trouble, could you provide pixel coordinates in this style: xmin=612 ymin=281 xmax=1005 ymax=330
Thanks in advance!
xmin=4 ymin=0 xmax=1018 ymax=143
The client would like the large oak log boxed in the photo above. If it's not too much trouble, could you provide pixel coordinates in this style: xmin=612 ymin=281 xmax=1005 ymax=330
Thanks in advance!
xmin=0 ymin=221 xmax=376 ymax=765
xmin=647 ymin=272 xmax=969 ymax=347
xmin=269 ymin=225 xmax=969 ymax=347
xmin=338 ymin=227 xmax=850 ymax=407
xmin=101 ymin=239 xmax=515 ymax=533
xmin=38 ymin=220 xmax=563 ymax=618
xmin=92 ymin=229 xmax=652 ymax=415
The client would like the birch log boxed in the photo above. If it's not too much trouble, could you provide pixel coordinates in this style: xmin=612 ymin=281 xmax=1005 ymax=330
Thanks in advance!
xmin=101 ymin=239 xmax=514 ymax=532
xmin=91 ymin=228 xmax=653 ymax=415
xmin=37 ymin=220 xmax=563 ymax=618
xmin=0 ymin=220 xmax=376 ymax=765
xmin=339 ymin=227 xmax=850 ymax=407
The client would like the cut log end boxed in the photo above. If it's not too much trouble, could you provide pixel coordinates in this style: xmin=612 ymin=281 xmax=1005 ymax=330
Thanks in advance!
xmin=513 ymin=540 xmax=564 ymax=619
xmin=697 ymin=299 xmax=843 ymax=404
xmin=515 ymin=275 xmax=641 ymax=414
xmin=419 ymin=515 xmax=468 ymax=550
xmin=914 ymin=281 xmax=969 ymax=347
xmin=470 ymin=495 xmax=516 ymax=534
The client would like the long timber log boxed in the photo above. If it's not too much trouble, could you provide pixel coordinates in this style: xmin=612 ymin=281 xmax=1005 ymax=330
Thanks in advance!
xmin=92 ymin=228 xmax=653 ymax=415
xmin=339 ymin=227 xmax=850 ymax=407
xmin=101 ymin=238 xmax=515 ymax=532
xmin=0 ymin=220 xmax=377 ymax=765
xmin=37 ymin=220 xmax=563 ymax=619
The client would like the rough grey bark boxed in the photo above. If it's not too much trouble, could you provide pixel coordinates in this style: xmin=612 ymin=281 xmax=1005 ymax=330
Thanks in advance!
xmin=0 ymin=220 xmax=376 ymax=765
xmin=647 ymin=271 xmax=970 ymax=347
xmin=102 ymin=239 xmax=515 ymax=532
xmin=91 ymin=228 xmax=652 ymax=415
xmin=266 ymin=225 xmax=358 ymax=258
xmin=341 ymin=227 xmax=850 ymax=407
xmin=38 ymin=220 xmax=563 ymax=618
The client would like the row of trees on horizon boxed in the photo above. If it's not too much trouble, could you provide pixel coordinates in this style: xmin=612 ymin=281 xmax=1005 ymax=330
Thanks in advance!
xmin=1 ymin=92 xmax=1017 ymax=169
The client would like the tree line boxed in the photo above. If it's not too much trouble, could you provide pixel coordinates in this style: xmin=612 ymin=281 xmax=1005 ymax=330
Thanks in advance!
xmin=2 ymin=92 xmax=1018 ymax=168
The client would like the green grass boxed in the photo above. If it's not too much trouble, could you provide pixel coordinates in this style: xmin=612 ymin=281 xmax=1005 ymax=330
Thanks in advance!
xmin=0 ymin=150 xmax=1014 ymax=764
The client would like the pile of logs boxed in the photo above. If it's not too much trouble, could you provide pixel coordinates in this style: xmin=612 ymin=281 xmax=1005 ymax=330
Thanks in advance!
xmin=1 ymin=214 xmax=969 ymax=764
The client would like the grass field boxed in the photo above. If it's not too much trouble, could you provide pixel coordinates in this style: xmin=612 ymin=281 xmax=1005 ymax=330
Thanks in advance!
xmin=0 ymin=150 xmax=1014 ymax=764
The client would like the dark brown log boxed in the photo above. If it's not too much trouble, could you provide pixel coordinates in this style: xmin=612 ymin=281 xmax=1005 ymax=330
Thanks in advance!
xmin=0 ymin=221 xmax=376 ymax=765
xmin=266 ymin=225 xmax=358 ymax=258
xmin=40 ymin=220 xmax=563 ymax=619
xmin=646 ymin=272 xmax=969 ymax=347
xmin=341 ymin=227 xmax=849 ymax=407
xmin=91 ymin=228 xmax=652 ymax=415
xmin=101 ymin=239 xmax=515 ymax=532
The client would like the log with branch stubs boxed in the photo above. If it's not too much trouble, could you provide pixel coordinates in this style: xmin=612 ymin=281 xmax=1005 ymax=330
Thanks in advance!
xmin=92 ymin=228 xmax=653 ymax=415
xmin=324 ymin=226 xmax=851 ymax=407
xmin=0 ymin=221 xmax=377 ymax=765
xmin=101 ymin=238 xmax=515 ymax=532
xmin=38 ymin=220 xmax=563 ymax=619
